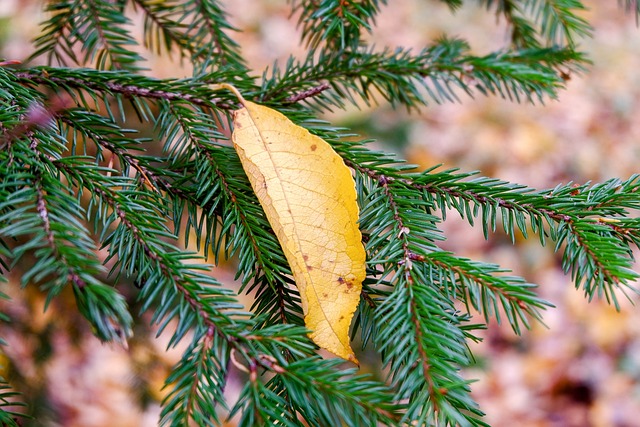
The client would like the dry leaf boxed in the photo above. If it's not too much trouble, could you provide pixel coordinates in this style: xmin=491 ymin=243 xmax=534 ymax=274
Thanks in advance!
xmin=232 ymin=100 xmax=366 ymax=363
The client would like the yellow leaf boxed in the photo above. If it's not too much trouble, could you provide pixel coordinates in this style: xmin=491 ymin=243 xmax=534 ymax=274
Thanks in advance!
xmin=231 ymin=100 xmax=366 ymax=363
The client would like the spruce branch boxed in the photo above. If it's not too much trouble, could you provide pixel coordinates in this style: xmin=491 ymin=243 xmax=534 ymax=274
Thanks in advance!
xmin=480 ymin=0 xmax=592 ymax=47
xmin=153 ymin=101 xmax=304 ymax=328
xmin=0 ymin=106 xmax=133 ymax=343
xmin=131 ymin=0 xmax=200 ymax=61
xmin=0 ymin=374 xmax=25 ymax=427
xmin=160 ymin=326 xmax=231 ymax=425
xmin=339 ymin=144 xmax=639 ymax=304
xmin=2 ymin=2 xmax=640 ymax=426
xmin=377 ymin=281 xmax=486 ymax=426
xmin=267 ymin=358 xmax=400 ymax=426
xmin=421 ymin=252 xmax=550 ymax=333
xmin=176 ymin=0 xmax=248 ymax=74
xmin=0 ymin=281 xmax=26 ymax=425
xmin=14 ymin=68 xmax=234 ymax=110
xmin=232 ymin=354 xmax=400 ymax=427
xmin=438 ymin=0 xmax=464 ymax=9
xmin=30 ymin=0 xmax=143 ymax=70
xmin=260 ymin=41 xmax=587 ymax=110
xmin=352 ymin=170 xmax=489 ymax=425
xmin=479 ymin=0 xmax=542 ymax=48
xmin=292 ymin=0 xmax=386 ymax=50
xmin=526 ymin=0 xmax=592 ymax=46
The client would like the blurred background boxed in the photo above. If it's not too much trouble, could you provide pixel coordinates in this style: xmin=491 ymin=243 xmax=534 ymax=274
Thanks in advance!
xmin=1 ymin=1 xmax=640 ymax=426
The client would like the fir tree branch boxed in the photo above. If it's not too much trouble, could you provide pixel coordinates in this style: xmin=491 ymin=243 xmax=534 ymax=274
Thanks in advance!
xmin=260 ymin=41 xmax=587 ymax=110
xmin=479 ymin=0 xmax=542 ymax=48
xmin=1 ymin=169 xmax=133 ymax=343
xmin=160 ymin=326 xmax=231 ymax=425
xmin=317 ymin=129 xmax=640 ymax=312
xmin=233 ymin=355 xmax=401 ymax=426
xmin=15 ymin=68 xmax=225 ymax=109
xmin=4 ymin=3 xmax=640 ymax=425
xmin=179 ymin=0 xmax=248 ymax=74
xmin=50 ymin=156 xmax=254 ymax=424
xmin=271 ymin=358 xmax=400 ymax=426
xmin=15 ymin=37 xmax=583 ymax=119
xmin=0 ymin=91 xmax=134 ymax=342
xmin=131 ymin=0 xmax=197 ymax=60
xmin=291 ymin=0 xmax=386 ymax=50
xmin=377 ymin=282 xmax=486 ymax=426
xmin=353 ymin=172 xmax=489 ymax=425
xmin=81 ymin=0 xmax=143 ymax=69
xmin=438 ymin=0 xmax=464 ymax=9
xmin=28 ymin=1 xmax=76 ymax=66
xmin=526 ymin=0 xmax=592 ymax=46
xmin=420 ymin=252 xmax=550 ymax=333
xmin=341 ymin=149 xmax=639 ymax=304
xmin=60 ymin=111 xmax=152 ymax=180
xmin=154 ymin=101 xmax=304 ymax=328
xmin=480 ymin=0 xmax=592 ymax=47
xmin=0 ymin=280 xmax=26 ymax=425
xmin=0 ymin=374 xmax=26 ymax=427
xmin=30 ymin=0 xmax=143 ymax=70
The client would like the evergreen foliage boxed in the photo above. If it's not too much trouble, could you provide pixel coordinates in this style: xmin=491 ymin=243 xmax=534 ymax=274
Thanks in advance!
xmin=0 ymin=1 xmax=639 ymax=425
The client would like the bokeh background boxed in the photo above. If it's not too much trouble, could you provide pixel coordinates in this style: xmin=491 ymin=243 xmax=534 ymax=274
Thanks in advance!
xmin=1 ymin=1 xmax=640 ymax=426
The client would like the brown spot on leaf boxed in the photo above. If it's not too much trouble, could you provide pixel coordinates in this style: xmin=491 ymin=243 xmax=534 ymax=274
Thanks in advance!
xmin=307 ymin=265 xmax=313 ymax=271
xmin=303 ymin=254 xmax=309 ymax=261
xmin=323 ymin=293 xmax=328 ymax=298
xmin=338 ymin=276 xmax=354 ymax=289
xmin=310 ymin=144 xmax=317 ymax=151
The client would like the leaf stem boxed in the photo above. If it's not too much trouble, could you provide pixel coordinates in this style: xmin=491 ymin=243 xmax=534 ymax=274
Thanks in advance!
xmin=210 ymin=83 xmax=246 ymax=105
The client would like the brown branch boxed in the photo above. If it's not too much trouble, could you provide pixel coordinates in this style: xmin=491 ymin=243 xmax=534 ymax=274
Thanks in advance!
xmin=14 ymin=70 xmax=235 ymax=109
xmin=14 ymin=69 xmax=325 ymax=109
xmin=283 ymin=82 xmax=331 ymax=104
xmin=361 ymin=288 xmax=376 ymax=308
